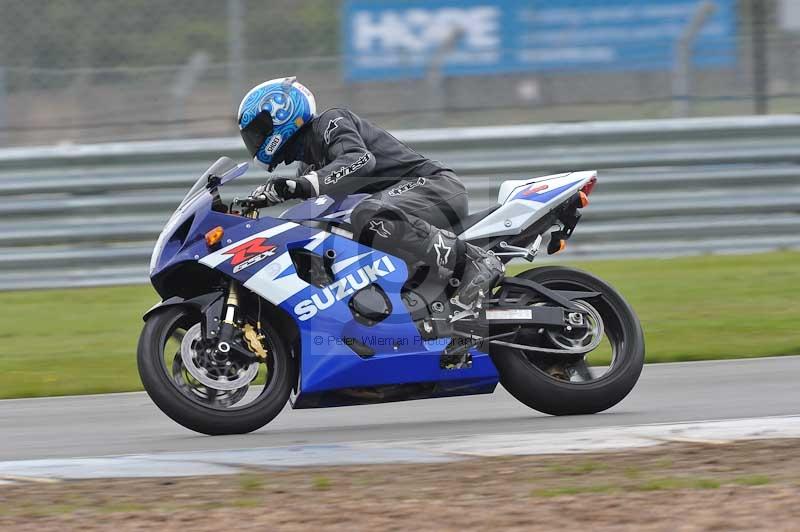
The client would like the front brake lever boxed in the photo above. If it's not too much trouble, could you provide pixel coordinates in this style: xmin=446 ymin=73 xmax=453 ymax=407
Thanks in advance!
xmin=233 ymin=197 xmax=268 ymax=218
xmin=234 ymin=196 xmax=261 ymax=208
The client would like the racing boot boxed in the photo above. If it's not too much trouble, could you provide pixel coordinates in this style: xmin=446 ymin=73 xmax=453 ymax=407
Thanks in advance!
xmin=451 ymin=243 xmax=504 ymax=310
xmin=421 ymin=228 xmax=461 ymax=279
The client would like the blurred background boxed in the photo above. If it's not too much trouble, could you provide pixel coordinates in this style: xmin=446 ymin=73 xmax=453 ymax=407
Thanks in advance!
xmin=0 ymin=0 xmax=798 ymax=145
xmin=0 ymin=0 xmax=798 ymax=398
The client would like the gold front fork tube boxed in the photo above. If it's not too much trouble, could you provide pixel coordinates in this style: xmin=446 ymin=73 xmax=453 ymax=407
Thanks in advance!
xmin=224 ymin=281 xmax=240 ymax=325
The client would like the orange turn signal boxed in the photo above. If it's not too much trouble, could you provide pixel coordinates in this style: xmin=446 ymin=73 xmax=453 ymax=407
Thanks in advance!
xmin=557 ymin=240 xmax=567 ymax=253
xmin=205 ymin=226 xmax=224 ymax=247
xmin=579 ymin=191 xmax=589 ymax=208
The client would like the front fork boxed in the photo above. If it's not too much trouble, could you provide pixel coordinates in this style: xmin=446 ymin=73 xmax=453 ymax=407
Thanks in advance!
xmin=216 ymin=281 xmax=242 ymax=353
xmin=213 ymin=280 xmax=268 ymax=361
xmin=213 ymin=209 xmax=259 ymax=349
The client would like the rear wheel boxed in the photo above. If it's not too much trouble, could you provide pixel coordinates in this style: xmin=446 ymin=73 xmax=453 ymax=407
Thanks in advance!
xmin=491 ymin=266 xmax=645 ymax=415
xmin=137 ymin=306 xmax=292 ymax=435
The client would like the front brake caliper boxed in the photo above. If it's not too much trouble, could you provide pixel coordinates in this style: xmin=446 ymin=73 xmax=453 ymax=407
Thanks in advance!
xmin=242 ymin=324 xmax=268 ymax=360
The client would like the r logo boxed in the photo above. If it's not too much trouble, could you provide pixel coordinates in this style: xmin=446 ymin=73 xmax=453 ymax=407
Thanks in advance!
xmin=224 ymin=237 xmax=277 ymax=266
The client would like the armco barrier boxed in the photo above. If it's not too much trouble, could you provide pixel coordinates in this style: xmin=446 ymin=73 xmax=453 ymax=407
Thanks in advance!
xmin=1 ymin=115 xmax=798 ymax=289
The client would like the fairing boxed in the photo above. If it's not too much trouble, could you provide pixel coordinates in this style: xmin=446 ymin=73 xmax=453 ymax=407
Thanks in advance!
xmin=460 ymin=171 xmax=596 ymax=241
xmin=279 ymin=194 xmax=369 ymax=223
xmin=148 ymin=161 xmax=499 ymax=406
xmin=192 ymin=218 xmax=499 ymax=397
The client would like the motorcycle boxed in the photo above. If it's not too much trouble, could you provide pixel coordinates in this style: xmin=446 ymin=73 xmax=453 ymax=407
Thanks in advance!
xmin=139 ymin=157 xmax=645 ymax=435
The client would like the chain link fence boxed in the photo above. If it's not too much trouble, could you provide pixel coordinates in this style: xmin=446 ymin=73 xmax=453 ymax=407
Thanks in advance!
xmin=0 ymin=0 xmax=799 ymax=146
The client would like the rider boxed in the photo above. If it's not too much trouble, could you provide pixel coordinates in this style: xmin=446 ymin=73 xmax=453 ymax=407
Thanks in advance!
xmin=238 ymin=77 xmax=503 ymax=309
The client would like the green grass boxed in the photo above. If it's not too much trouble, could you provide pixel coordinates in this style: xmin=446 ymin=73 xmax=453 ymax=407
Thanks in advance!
xmin=547 ymin=460 xmax=607 ymax=476
xmin=0 ymin=251 xmax=798 ymax=399
xmin=239 ymin=473 xmax=266 ymax=492
xmin=532 ymin=476 xmax=726 ymax=498
xmin=311 ymin=476 xmax=332 ymax=490
xmin=635 ymin=477 xmax=721 ymax=491
xmin=733 ymin=475 xmax=772 ymax=486
xmin=533 ymin=484 xmax=615 ymax=497
xmin=0 ymin=284 xmax=157 ymax=398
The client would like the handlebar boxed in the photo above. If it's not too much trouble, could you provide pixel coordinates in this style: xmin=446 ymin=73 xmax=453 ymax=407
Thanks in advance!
xmin=233 ymin=196 xmax=256 ymax=209
xmin=234 ymin=194 xmax=282 ymax=209
xmin=231 ymin=196 xmax=277 ymax=219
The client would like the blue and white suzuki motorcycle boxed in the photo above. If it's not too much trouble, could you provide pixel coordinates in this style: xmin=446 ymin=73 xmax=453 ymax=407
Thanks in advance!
xmin=139 ymin=157 xmax=645 ymax=435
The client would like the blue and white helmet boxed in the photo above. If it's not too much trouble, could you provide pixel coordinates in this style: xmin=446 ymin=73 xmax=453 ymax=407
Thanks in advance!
xmin=237 ymin=77 xmax=316 ymax=169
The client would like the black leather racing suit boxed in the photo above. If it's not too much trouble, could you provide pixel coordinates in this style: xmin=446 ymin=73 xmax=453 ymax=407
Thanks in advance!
xmin=276 ymin=108 xmax=502 ymax=304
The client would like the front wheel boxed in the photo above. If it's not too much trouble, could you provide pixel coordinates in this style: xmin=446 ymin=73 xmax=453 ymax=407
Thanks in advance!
xmin=137 ymin=306 xmax=292 ymax=435
xmin=491 ymin=266 xmax=645 ymax=416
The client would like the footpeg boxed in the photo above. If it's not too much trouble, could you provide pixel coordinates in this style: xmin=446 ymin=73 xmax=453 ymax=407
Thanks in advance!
xmin=449 ymin=290 xmax=485 ymax=322
xmin=493 ymin=235 xmax=543 ymax=262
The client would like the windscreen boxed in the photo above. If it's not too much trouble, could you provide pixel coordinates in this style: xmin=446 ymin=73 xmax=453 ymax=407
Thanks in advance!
xmin=151 ymin=158 xmax=249 ymax=275
xmin=179 ymin=157 xmax=240 ymax=207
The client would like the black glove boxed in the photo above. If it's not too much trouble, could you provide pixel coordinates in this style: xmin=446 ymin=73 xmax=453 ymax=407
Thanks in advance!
xmin=248 ymin=176 xmax=315 ymax=207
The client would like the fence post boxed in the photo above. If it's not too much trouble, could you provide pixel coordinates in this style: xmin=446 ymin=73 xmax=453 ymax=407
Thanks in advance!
xmin=425 ymin=28 xmax=463 ymax=127
xmin=751 ymin=0 xmax=769 ymax=114
xmin=228 ymin=0 xmax=245 ymax=112
xmin=170 ymin=52 xmax=211 ymax=138
xmin=0 ymin=67 xmax=7 ymax=146
xmin=672 ymin=1 xmax=717 ymax=118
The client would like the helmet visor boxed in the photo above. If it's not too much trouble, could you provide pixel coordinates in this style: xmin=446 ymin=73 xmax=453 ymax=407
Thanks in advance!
xmin=240 ymin=110 xmax=274 ymax=159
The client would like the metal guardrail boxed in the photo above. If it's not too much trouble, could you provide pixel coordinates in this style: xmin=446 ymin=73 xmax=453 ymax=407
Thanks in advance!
xmin=1 ymin=115 xmax=799 ymax=290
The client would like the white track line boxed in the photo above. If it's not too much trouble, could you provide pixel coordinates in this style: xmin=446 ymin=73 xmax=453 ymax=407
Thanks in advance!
xmin=374 ymin=415 xmax=800 ymax=457
xmin=0 ymin=415 xmax=798 ymax=480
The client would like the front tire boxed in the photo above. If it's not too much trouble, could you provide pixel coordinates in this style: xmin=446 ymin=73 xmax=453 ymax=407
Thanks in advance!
xmin=137 ymin=306 xmax=292 ymax=435
xmin=491 ymin=266 xmax=645 ymax=416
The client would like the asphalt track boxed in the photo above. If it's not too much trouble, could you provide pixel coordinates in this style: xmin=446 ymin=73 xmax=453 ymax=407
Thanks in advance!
xmin=1 ymin=356 xmax=799 ymax=462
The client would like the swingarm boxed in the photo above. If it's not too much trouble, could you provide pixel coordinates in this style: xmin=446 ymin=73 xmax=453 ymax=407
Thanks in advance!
xmin=444 ymin=277 xmax=602 ymax=359
xmin=481 ymin=276 xmax=600 ymax=328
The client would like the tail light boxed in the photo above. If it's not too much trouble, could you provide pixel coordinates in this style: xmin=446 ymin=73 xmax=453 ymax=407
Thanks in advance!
xmin=581 ymin=175 xmax=597 ymax=196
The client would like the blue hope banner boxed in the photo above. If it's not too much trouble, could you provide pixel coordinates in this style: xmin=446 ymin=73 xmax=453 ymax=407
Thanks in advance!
xmin=342 ymin=0 xmax=738 ymax=81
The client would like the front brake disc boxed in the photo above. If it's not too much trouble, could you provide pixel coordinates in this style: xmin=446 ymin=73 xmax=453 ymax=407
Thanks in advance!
xmin=180 ymin=324 xmax=259 ymax=391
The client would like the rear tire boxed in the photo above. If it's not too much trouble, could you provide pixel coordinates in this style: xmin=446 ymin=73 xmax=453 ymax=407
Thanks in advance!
xmin=491 ymin=266 xmax=645 ymax=415
xmin=137 ymin=306 xmax=292 ymax=435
